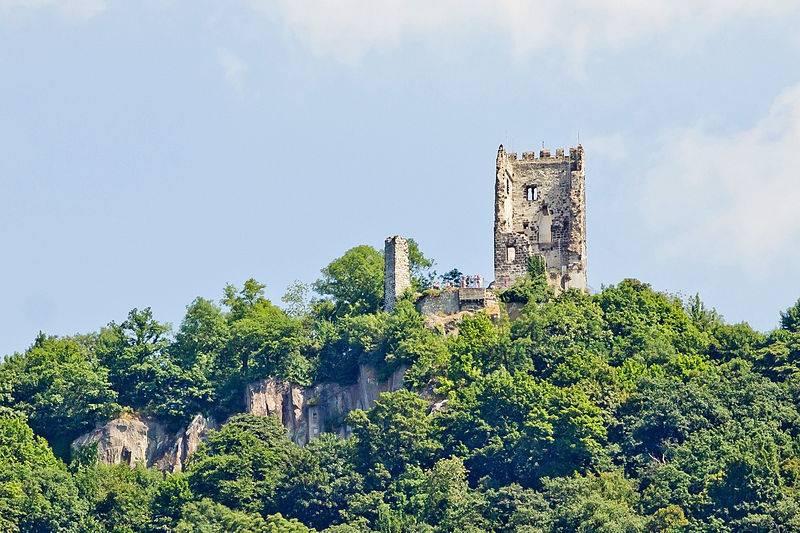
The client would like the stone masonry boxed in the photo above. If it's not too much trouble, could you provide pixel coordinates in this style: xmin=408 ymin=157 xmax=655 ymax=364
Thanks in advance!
xmin=384 ymin=235 xmax=411 ymax=312
xmin=494 ymin=144 xmax=587 ymax=291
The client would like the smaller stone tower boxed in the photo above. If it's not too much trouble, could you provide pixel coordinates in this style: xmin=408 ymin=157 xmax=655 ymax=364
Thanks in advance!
xmin=384 ymin=235 xmax=411 ymax=312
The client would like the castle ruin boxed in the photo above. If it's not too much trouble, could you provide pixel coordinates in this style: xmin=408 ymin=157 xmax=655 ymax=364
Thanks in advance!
xmin=386 ymin=142 xmax=587 ymax=315
xmin=384 ymin=235 xmax=411 ymax=312
xmin=493 ymin=144 xmax=587 ymax=292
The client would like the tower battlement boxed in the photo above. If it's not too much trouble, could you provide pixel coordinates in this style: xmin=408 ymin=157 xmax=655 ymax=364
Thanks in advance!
xmin=501 ymin=145 xmax=583 ymax=165
xmin=494 ymin=143 xmax=587 ymax=292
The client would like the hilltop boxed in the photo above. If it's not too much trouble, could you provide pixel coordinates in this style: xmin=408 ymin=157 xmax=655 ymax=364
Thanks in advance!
xmin=2 ymin=242 xmax=800 ymax=531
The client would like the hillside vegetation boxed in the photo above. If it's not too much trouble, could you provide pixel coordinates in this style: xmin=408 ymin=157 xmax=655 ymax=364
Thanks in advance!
xmin=2 ymin=244 xmax=800 ymax=532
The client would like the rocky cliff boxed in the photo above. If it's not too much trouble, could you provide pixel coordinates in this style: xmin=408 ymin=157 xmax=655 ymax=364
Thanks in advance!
xmin=73 ymin=364 xmax=407 ymax=470
xmin=245 ymin=364 xmax=407 ymax=445
xmin=72 ymin=413 xmax=216 ymax=472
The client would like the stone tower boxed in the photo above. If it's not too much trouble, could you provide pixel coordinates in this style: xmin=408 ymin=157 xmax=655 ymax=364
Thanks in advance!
xmin=493 ymin=144 xmax=587 ymax=291
xmin=384 ymin=235 xmax=411 ymax=312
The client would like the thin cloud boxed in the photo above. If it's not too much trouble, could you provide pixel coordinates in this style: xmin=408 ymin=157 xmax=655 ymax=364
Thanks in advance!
xmin=641 ymin=83 xmax=800 ymax=274
xmin=0 ymin=0 xmax=107 ymax=20
xmin=217 ymin=48 xmax=249 ymax=94
xmin=248 ymin=0 xmax=798 ymax=64
xmin=583 ymin=134 xmax=628 ymax=161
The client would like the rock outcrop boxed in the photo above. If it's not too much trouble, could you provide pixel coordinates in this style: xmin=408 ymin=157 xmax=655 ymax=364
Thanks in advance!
xmin=158 ymin=414 xmax=218 ymax=472
xmin=245 ymin=364 xmax=407 ymax=445
xmin=73 ymin=364 xmax=407 ymax=469
xmin=72 ymin=414 xmax=171 ymax=468
xmin=72 ymin=413 xmax=217 ymax=472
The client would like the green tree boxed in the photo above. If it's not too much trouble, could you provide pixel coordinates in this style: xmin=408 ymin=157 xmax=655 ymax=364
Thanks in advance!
xmin=149 ymin=473 xmax=194 ymax=531
xmin=187 ymin=414 xmax=302 ymax=516
xmin=438 ymin=369 xmax=606 ymax=487
xmin=176 ymin=499 xmax=312 ymax=533
xmin=420 ymin=457 xmax=488 ymax=532
xmin=444 ymin=312 xmax=511 ymax=388
xmin=314 ymin=312 xmax=389 ymax=384
xmin=223 ymin=279 xmax=268 ymax=321
xmin=0 ymin=335 xmax=119 ymax=455
xmin=780 ymin=298 xmax=800 ymax=333
xmin=500 ymin=255 xmax=552 ymax=305
xmin=212 ymin=280 xmax=312 ymax=413
xmin=542 ymin=472 xmax=646 ymax=532
xmin=74 ymin=462 xmax=162 ymax=532
xmin=0 ymin=413 xmax=88 ymax=531
xmin=147 ymin=297 xmax=232 ymax=425
xmin=439 ymin=268 xmax=463 ymax=287
xmin=377 ymin=300 xmax=448 ymax=382
xmin=511 ymin=289 xmax=610 ymax=380
xmin=316 ymin=300 xmax=446 ymax=387
xmin=96 ymin=307 xmax=172 ymax=410
xmin=275 ymin=434 xmax=364 ymax=530
xmin=615 ymin=376 xmax=730 ymax=471
xmin=481 ymin=483 xmax=551 ymax=532
xmin=349 ymin=390 xmax=442 ymax=486
xmin=684 ymin=293 xmax=723 ymax=333
xmin=314 ymin=245 xmax=384 ymax=317
xmin=595 ymin=279 xmax=710 ymax=365
xmin=708 ymin=321 xmax=764 ymax=363
xmin=282 ymin=281 xmax=313 ymax=318
xmin=630 ymin=362 xmax=800 ymax=528
xmin=172 ymin=297 xmax=230 ymax=368
xmin=407 ymin=238 xmax=435 ymax=291
xmin=225 ymin=299 xmax=311 ymax=383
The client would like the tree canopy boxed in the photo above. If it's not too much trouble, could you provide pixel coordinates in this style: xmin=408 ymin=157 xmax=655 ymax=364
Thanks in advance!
xmin=2 ymin=243 xmax=800 ymax=531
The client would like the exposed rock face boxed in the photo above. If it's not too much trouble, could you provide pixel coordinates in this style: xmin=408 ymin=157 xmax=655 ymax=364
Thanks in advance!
xmin=73 ymin=364 xmax=406 ymax=469
xmin=72 ymin=414 xmax=172 ymax=468
xmin=245 ymin=364 xmax=408 ymax=445
xmin=72 ymin=413 xmax=217 ymax=472
xmin=158 ymin=414 xmax=218 ymax=472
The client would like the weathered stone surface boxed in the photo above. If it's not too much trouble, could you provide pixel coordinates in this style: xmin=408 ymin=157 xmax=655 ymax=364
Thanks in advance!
xmin=494 ymin=144 xmax=587 ymax=292
xmin=245 ymin=378 xmax=291 ymax=417
xmin=74 ymin=365 xmax=408 ymax=469
xmin=384 ymin=235 xmax=411 ymax=312
xmin=244 ymin=364 xmax=408 ymax=445
xmin=72 ymin=413 xmax=217 ymax=472
xmin=417 ymin=288 xmax=461 ymax=316
xmin=160 ymin=414 xmax=218 ymax=472
xmin=417 ymin=287 xmax=500 ymax=318
xmin=72 ymin=414 xmax=173 ymax=468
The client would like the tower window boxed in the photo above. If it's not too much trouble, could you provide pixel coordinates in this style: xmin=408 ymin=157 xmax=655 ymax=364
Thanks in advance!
xmin=526 ymin=185 xmax=539 ymax=201
xmin=506 ymin=246 xmax=516 ymax=263
xmin=506 ymin=177 xmax=511 ymax=194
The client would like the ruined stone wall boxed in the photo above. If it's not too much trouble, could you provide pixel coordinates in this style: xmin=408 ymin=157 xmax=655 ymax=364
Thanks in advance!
xmin=416 ymin=288 xmax=500 ymax=317
xmin=494 ymin=145 xmax=587 ymax=291
xmin=384 ymin=235 xmax=411 ymax=312
xmin=417 ymin=289 xmax=461 ymax=316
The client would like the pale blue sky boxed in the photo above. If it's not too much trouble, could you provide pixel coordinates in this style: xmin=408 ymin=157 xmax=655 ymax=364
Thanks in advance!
xmin=2 ymin=1 xmax=800 ymax=355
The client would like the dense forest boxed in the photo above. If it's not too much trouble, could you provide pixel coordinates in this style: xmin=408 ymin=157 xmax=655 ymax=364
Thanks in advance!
xmin=2 ymin=242 xmax=800 ymax=532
